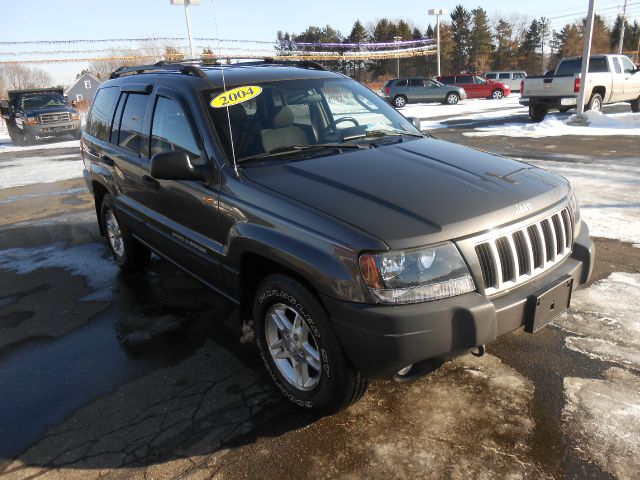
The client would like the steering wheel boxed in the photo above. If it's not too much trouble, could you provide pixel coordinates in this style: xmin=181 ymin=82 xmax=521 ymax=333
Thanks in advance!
xmin=324 ymin=117 xmax=360 ymax=134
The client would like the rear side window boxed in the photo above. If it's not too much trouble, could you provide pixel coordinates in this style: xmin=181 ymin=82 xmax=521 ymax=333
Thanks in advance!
xmin=86 ymin=87 xmax=119 ymax=141
xmin=556 ymin=58 xmax=609 ymax=75
xmin=395 ymin=79 xmax=408 ymax=87
xmin=118 ymin=93 xmax=149 ymax=155
xmin=513 ymin=72 xmax=526 ymax=79
xmin=589 ymin=57 xmax=609 ymax=73
xmin=485 ymin=73 xmax=496 ymax=79
xmin=457 ymin=75 xmax=473 ymax=83
xmin=499 ymin=73 xmax=511 ymax=79
xmin=439 ymin=76 xmax=455 ymax=84
xmin=150 ymin=97 xmax=201 ymax=161
xmin=409 ymin=79 xmax=424 ymax=87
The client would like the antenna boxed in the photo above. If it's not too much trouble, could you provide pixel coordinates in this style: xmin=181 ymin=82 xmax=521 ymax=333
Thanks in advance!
xmin=210 ymin=0 xmax=239 ymax=177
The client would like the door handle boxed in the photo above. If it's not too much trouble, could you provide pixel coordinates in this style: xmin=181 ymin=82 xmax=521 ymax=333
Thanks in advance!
xmin=101 ymin=154 xmax=114 ymax=166
xmin=142 ymin=175 xmax=160 ymax=189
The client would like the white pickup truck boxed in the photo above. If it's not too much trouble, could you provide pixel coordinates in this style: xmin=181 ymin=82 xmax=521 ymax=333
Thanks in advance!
xmin=520 ymin=54 xmax=640 ymax=121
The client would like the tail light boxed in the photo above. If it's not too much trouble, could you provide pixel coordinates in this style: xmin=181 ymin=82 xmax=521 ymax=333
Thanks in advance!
xmin=574 ymin=77 xmax=581 ymax=93
xmin=385 ymin=86 xmax=390 ymax=95
xmin=520 ymin=80 xmax=524 ymax=92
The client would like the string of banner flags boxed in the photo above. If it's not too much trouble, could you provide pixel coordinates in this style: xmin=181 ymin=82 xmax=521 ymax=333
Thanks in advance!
xmin=0 ymin=37 xmax=437 ymax=65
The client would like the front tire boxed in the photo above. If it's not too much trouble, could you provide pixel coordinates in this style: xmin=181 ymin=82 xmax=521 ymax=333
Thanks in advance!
xmin=393 ymin=95 xmax=407 ymax=108
xmin=529 ymin=105 xmax=548 ymax=122
xmin=253 ymin=274 xmax=368 ymax=414
xmin=586 ymin=93 xmax=603 ymax=112
xmin=100 ymin=194 xmax=150 ymax=272
xmin=444 ymin=92 xmax=460 ymax=105
xmin=491 ymin=89 xmax=504 ymax=100
xmin=558 ymin=107 xmax=571 ymax=113
xmin=630 ymin=95 xmax=639 ymax=113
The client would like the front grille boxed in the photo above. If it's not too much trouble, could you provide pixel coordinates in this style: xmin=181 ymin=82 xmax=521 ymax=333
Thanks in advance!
xmin=39 ymin=112 xmax=71 ymax=124
xmin=474 ymin=208 xmax=573 ymax=296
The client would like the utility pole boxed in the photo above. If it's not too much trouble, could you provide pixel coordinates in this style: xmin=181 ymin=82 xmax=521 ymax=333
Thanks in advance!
xmin=577 ymin=0 xmax=597 ymax=115
xmin=393 ymin=36 xmax=401 ymax=77
xmin=170 ymin=0 xmax=200 ymax=59
xmin=540 ymin=17 xmax=550 ymax=74
xmin=618 ymin=0 xmax=628 ymax=54
xmin=429 ymin=9 xmax=449 ymax=77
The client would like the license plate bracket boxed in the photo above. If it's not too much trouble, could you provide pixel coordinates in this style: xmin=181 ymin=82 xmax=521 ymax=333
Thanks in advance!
xmin=524 ymin=275 xmax=573 ymax=333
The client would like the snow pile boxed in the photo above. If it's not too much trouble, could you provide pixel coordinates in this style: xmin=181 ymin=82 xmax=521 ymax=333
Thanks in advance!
xmin=554 ymin=272 xmax=640 ymax=371
xmin=465 ymin=111 xmax=640 ymax=137
xmin=0 ymin=153 xmax=83 ymax=189
xmin=0 ymin=243 xmax=118 ymax=302
xmin=401 ymin=94 xmax=523 ymax=122
xmin=525 ymin=157 xmax=640 ymax=245
xmin=0 ymin=136 xmax=80 ymax=152
xmin=563 ymin=368 xmax=640 ymax=479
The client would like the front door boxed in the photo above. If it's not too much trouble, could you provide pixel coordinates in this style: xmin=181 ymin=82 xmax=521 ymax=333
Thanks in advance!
xmin=141 ymin=91 xmax=223 ymax=288
xmin=620 ymin=56 xmax=640 ymax=100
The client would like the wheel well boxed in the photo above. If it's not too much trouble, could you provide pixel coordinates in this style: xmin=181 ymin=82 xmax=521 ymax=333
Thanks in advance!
xmin=591 ymin=86 xmax=606 ymax=99
xmin=92 ymin=181 xmax=109 ymax=236
xmin=238 ymin=252 xmax=321 ymax=321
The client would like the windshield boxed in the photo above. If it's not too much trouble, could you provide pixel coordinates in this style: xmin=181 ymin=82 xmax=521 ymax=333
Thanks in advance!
xmin=205 ymin=78 xmax=420 ymax=163
xmin=22 ymin=94 xmax=67 ymax=109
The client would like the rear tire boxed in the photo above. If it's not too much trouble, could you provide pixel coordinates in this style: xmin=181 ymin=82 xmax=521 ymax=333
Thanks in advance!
xmin=253 ymin=274 xmax=368 ymax=414
xmin=100 ymin=194 xmax=151 ymax=273
xmin=491 ymin=89 xmax=504 ymax=100
xmin=586 ymin=93 xmax=603 ymax=112
xmin=630 ymin=95 xmax=639 ymax=113
xmin=558 ymin=107 xmax=571 ymax=113
xmin=444 ymin=92 xmax=460 ymax=105
xmin=529 ymin=105 xmax=548 ymax=122
xmin=393 ymin=95 xmax=407 ymax=108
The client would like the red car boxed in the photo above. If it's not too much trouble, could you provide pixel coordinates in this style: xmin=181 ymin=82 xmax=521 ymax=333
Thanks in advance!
xmin=436 ymin=74 xmax=511 ymax=99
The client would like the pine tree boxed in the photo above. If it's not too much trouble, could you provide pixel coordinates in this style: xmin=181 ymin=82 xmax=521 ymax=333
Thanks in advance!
xmin=518 ymin=19 xmax=542 ymax=74
xmin=450 ymin=5 xmax=471 ymax=72
xmin=493 ymin=19 xmax=513 ymax=70
xmin=426 ymin=24 xmax=435 ymax=39
xmin=469 ymin=7 xmax=493 ymax=73
xmin=348 ymin=20 xmax=368 ymax=81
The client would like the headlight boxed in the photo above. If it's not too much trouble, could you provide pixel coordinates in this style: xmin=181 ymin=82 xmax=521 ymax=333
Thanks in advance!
xmin=569 ymin=191 xmax=581 ymax=237
xmin=25 ymin=116 xmax=38 ymax=125
xmin=70 ymin=112 xmax=80 ymax=121
xmin=359 ymin=242 xmax=476 ymax=304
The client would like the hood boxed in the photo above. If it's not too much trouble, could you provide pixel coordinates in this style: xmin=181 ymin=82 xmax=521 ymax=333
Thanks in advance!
xmin=24 ymin=106 xmax=73 ymax=115
xmin=243 ymin=138 xmax=569 ymax=249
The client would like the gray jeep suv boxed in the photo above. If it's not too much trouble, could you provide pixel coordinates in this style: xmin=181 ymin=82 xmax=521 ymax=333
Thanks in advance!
xmin=82 ymin=60 xmax=593 ymax=413
xmin=383 ymin=77 xmax=467 ymax=107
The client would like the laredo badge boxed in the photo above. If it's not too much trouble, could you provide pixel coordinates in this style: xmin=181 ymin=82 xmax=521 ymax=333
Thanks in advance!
xmin=210 ymin=85 xmax=262 ymax=108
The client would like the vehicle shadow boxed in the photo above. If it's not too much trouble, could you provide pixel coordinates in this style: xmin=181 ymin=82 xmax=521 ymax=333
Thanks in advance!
xmin=0 ymin=237 xmax=318 ymax=475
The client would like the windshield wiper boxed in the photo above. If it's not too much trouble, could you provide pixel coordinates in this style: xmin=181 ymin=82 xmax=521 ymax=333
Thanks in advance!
xmin=238 ymin=143 xmax=369 ymax=163
xmin=343 ymin=130 xmax=424 ymax=141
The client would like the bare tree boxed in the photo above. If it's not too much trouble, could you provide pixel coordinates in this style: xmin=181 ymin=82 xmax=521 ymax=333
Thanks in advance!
xmin=30 ymin=67 xmax=53 ymax=89
xmin=4 ymin=64 xmax=32 ymax=90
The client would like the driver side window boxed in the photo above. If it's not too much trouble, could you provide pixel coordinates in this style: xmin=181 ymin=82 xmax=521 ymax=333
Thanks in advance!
xmin=150 ymin=96 xmax=202 ymax=164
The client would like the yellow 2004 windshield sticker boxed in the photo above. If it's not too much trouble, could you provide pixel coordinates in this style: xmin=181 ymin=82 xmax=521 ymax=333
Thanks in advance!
xmin=210 ymin=85 xmax=262 ymax=108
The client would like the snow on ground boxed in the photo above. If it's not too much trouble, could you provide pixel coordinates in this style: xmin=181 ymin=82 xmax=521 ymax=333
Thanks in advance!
xmin=525 ymin=157 xmax=640 ymax=245
xmin=0 ymin=243 xmax=118 ymax=302
xmin=400 ymin=94 xmax=524 ymax=124
xmin=554 ymin=272 xmax=640 ymax=371
xmin=0 ymin=152 xmax=83 ymax=189
xmin=465 ymin=110 xmax=640 ymax=138
xmin=563 ymin=368 xmax=640 ymax=479
xmin=0 ymin=134 xmax=80 ymax=152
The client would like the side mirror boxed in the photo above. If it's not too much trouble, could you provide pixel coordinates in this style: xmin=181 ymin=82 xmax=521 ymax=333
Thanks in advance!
xmin=407 ymin=116 xmax=421 ymax=131
xmin=150 ymin=151 xmax=204 ymax=181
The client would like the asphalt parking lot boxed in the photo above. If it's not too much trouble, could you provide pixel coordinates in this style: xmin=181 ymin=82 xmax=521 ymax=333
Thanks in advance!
xmin=0 ymin=100 xmax=639 ymax=479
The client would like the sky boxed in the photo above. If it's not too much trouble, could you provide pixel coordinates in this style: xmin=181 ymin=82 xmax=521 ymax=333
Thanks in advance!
xmin=2 ymin=0 xmax=639 ymax=85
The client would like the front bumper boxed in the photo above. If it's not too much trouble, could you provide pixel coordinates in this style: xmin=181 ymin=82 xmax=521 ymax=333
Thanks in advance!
xmin=324 ymin=224 xmax=594 ymax=379
xmin=24 ymin=120 xmax=81 ymax=138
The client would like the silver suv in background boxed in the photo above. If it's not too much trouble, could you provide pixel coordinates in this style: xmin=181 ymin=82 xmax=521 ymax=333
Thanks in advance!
xmin=383 ymin=77 xmax=467 ymax=107
xmin=484 ymin=71 xmax=527 ymax=91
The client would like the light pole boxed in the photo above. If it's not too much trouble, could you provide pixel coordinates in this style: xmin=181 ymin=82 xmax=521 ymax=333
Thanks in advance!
xmin=576 ymin=0 xmax=597 ymax=115
xmin=170 ymin=0 xmax=200 ymax=59
xmin=393 ymin=36 xmax=401 ymax=77
xmin=429 ymin=8 xmax=449 ymax=77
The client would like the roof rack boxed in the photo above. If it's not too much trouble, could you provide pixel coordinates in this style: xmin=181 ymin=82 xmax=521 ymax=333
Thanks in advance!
xmin=109 ymin=61 xmax=207 ymax=79
xmin=108 ymin=57 xmax=327 ymax=80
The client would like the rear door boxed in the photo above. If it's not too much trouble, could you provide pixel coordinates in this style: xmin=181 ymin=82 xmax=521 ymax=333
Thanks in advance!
xmin=408 ymin=78 xmax=427 ymax=102
xmin=106 ymin=85 xmax=153 ymax=238
xmin=455 ymin=75 xmax=476 ymax=97
xmin=142 ymin=88 xmax=223 ymax=287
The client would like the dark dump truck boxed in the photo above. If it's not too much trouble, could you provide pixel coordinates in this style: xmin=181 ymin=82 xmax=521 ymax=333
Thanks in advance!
xmin=82 ymin=60 xmax=594 ymax=413
xmin=1 ymin=88 xmax=81 ymax=145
